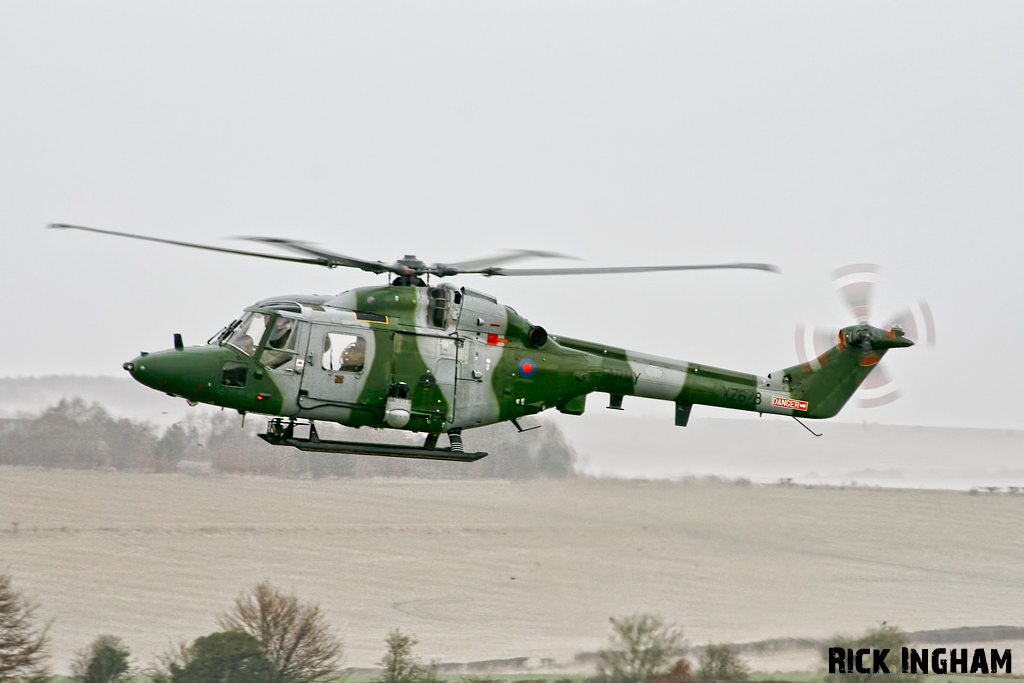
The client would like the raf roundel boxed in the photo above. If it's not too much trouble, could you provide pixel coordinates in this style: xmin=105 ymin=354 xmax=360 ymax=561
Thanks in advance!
xmin=519 ymin=358 xmax=536 ymax=378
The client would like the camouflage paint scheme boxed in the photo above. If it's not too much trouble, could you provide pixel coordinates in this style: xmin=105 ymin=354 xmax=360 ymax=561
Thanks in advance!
xmin=126 ymin=283 xmax=912 ymax=439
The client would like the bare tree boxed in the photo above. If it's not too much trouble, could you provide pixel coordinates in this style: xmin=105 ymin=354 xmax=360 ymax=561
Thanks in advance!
xmin=219 ymin=582 xmax=343 ymax=683
xmin=0 ymin=571 xmax=50 ymax=681
xmin=147 ymin=641 xmax=192 ymax=683
xmin=377 ymin=629 xmax=441 ymax=683
xmin=379 ymin=629 xmax=421 ymax=683
xmin=597 ymin=614 xmax=686 ymax=683
xmin=695 ymin=644 xmax=747 ymax=683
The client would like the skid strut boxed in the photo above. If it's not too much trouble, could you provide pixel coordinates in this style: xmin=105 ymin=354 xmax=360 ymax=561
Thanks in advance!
xmin=448 ymin=429 xmax=463 ymax=453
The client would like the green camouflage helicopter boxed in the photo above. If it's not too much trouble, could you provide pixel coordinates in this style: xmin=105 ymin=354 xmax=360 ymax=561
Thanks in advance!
xmin=51 ymin=224 xmax=917 ymax=461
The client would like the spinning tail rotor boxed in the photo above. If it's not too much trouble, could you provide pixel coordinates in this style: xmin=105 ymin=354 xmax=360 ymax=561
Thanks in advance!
xmin=796 ymin=264 xmax=934 ymax=408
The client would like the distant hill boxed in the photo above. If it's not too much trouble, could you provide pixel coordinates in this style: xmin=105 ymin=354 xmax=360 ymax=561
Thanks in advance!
xmin=557 ymin=410 xmax=1024 ymax=489
xmin=0 ymin=377 xmax=576 ymax=479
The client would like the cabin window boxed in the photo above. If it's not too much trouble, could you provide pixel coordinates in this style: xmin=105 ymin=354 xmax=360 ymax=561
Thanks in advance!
xmin=428 ymin=288 xmax=450 ymax=328
xmin=222 ymin=361 xmax=248 ymax=387
xmin=260 ymin=316 xmax=298 ymax=369
xmin=226 ymin=312 xmax=268 ymax=357
xmin=322 ymin=333 xmax=365 ymax=373
xmin=262 ymin=301 xmax=302 ymax=313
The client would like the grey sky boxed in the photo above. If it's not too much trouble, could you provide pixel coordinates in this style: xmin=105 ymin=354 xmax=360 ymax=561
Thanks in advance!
xmin=2 ymin=2 xmax=1022 ymax=429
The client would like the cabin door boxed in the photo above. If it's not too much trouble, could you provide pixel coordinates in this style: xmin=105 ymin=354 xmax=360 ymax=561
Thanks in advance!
xmin=300 ymin=325 xmax=370 ymax=405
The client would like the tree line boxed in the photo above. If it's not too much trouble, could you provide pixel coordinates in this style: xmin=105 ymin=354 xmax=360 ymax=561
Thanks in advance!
xmin=0 ymin=568 xmax=916 ymax=683
xmin=0 ymin=398 xmax=576 ymax=479
xmin=0 ymin=570 xmax=751 ymax=683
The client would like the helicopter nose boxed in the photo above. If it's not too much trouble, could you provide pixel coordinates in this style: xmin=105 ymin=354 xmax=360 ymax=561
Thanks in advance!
xmin=121 ymin=345 xmax=229 ymax=401
xmin=123 ymin=350 xmax=186 ymax=393
xmin=123 ymin=354 xmax=155 ymax=388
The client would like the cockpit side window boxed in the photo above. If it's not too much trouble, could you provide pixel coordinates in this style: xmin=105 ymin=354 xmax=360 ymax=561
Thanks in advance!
xmin=322 ymin=333 xmax=365 ymax=373
xmin=226 ymin=312 xmax=269 ymax=357
xmin=260 ymin=316 xmax=299 ymax=369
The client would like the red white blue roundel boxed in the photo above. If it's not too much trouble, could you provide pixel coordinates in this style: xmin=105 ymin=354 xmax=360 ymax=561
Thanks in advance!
xmin=519 ymin=358 xmax=536 ymax=377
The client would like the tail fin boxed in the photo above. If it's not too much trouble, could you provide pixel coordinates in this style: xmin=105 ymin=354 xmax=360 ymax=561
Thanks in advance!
xmin=770 ymin=324 xmax=913 ymax=419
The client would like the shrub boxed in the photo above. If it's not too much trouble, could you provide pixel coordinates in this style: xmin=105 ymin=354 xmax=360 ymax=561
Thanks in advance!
xmin=170 ymin=629 xmax=271 ymax=683
xmin=72 ymin=635 xmax=130 ymax=683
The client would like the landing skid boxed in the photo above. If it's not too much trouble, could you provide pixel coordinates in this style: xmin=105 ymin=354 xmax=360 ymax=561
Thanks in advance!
xmin=259 ymin=420 xmax=488 ymax=462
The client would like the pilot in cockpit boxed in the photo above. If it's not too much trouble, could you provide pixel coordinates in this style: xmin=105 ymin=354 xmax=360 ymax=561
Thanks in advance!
xmin=341 ymin=337 xmax=366 ymax=371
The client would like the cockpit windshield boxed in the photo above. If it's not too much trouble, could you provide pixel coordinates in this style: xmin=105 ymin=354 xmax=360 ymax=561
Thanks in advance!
xmin=225 ymin=312 xmax=269 ymax=357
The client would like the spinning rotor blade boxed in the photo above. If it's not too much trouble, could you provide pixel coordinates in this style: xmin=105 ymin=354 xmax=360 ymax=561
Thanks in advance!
xmin=794 ymin=323 xmax=901 ymax=408
xmin=49 ymin=224 xmax=329 ymax=267
xmin=439 ymin=249 xmax=578 ymax=272
xmin=473 ymin=263 xmax=781 ymax=277
xmin=886 ymin=300 xmax=936 ymax=347
xmin=832 ymin=263 xmax=878 ymax=323
xmin=795 ymin=324 xmax=837 ymax=369
xmin=857 ymin=364 xmax=901 ymax=408
xmin=240 ymin=237 xmax=398 ymax=275
xmin=796 ymin=264 xmax=934 ymax=409
xmin=50 ymin=224 xmax=781 ymax=280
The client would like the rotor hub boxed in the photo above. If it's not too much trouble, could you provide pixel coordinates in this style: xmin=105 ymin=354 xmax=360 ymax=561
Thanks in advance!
xmin=396 ymin=255 xmax=426 ymax=275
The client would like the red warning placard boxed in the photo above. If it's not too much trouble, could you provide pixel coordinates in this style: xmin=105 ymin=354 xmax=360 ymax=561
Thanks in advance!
xmin=771 ymin=396 xmax=808 ymax=411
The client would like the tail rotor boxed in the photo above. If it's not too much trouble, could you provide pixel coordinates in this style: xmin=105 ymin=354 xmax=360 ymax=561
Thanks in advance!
xmin=795 ymin=264 xmax=933 ymax=408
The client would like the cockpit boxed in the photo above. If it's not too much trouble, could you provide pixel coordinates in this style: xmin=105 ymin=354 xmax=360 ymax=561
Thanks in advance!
xmin=224 ymin=311 xmax=267 ymax=356
xmin=212 ymin=310 xmax=300 ymax=369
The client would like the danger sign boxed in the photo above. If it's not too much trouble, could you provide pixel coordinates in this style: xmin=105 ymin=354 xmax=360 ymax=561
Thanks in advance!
xmin=771 ymin=396 xmax=808 ymax=411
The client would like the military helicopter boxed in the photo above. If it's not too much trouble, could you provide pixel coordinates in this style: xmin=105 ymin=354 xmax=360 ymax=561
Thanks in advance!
xmin=50 ymin=224 xmax=916 ymax=461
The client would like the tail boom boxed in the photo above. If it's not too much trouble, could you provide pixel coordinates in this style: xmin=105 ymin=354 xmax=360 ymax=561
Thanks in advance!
xmin=554 ymin=323 xmax=911 ymax=422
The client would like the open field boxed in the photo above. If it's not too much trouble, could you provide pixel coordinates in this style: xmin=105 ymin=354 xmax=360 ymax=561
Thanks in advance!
xmin=2 ymin=468 xmax=1023 ymax=674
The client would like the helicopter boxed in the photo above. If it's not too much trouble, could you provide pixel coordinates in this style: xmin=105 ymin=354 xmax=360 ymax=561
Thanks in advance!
xmin=50 ymin=224 xmax=916 ymax=461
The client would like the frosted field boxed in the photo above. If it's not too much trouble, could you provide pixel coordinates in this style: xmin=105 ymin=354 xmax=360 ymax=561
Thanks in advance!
xmin=2 ymin=468 xmax=1023 ymax=674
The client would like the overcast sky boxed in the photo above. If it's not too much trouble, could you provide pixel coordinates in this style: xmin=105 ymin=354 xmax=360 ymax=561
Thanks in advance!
xmin=2 ymin=2 xmax=1022 ymax=430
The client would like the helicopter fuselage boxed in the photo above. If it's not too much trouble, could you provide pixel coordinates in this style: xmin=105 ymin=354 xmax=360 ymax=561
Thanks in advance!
xmin=124 ymin=283 xmax=909 ymax=442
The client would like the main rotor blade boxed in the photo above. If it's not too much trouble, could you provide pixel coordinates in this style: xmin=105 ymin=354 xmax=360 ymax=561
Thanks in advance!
xmin=49 ymin=224 xmax=329 ymax=267
xmin=473 ymin=263 xmax=781 ymax=277
xmin=439 ymin=249 xmax=578 ymax=271
xmin=240 ymin=237 xmax=399 ymax=275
